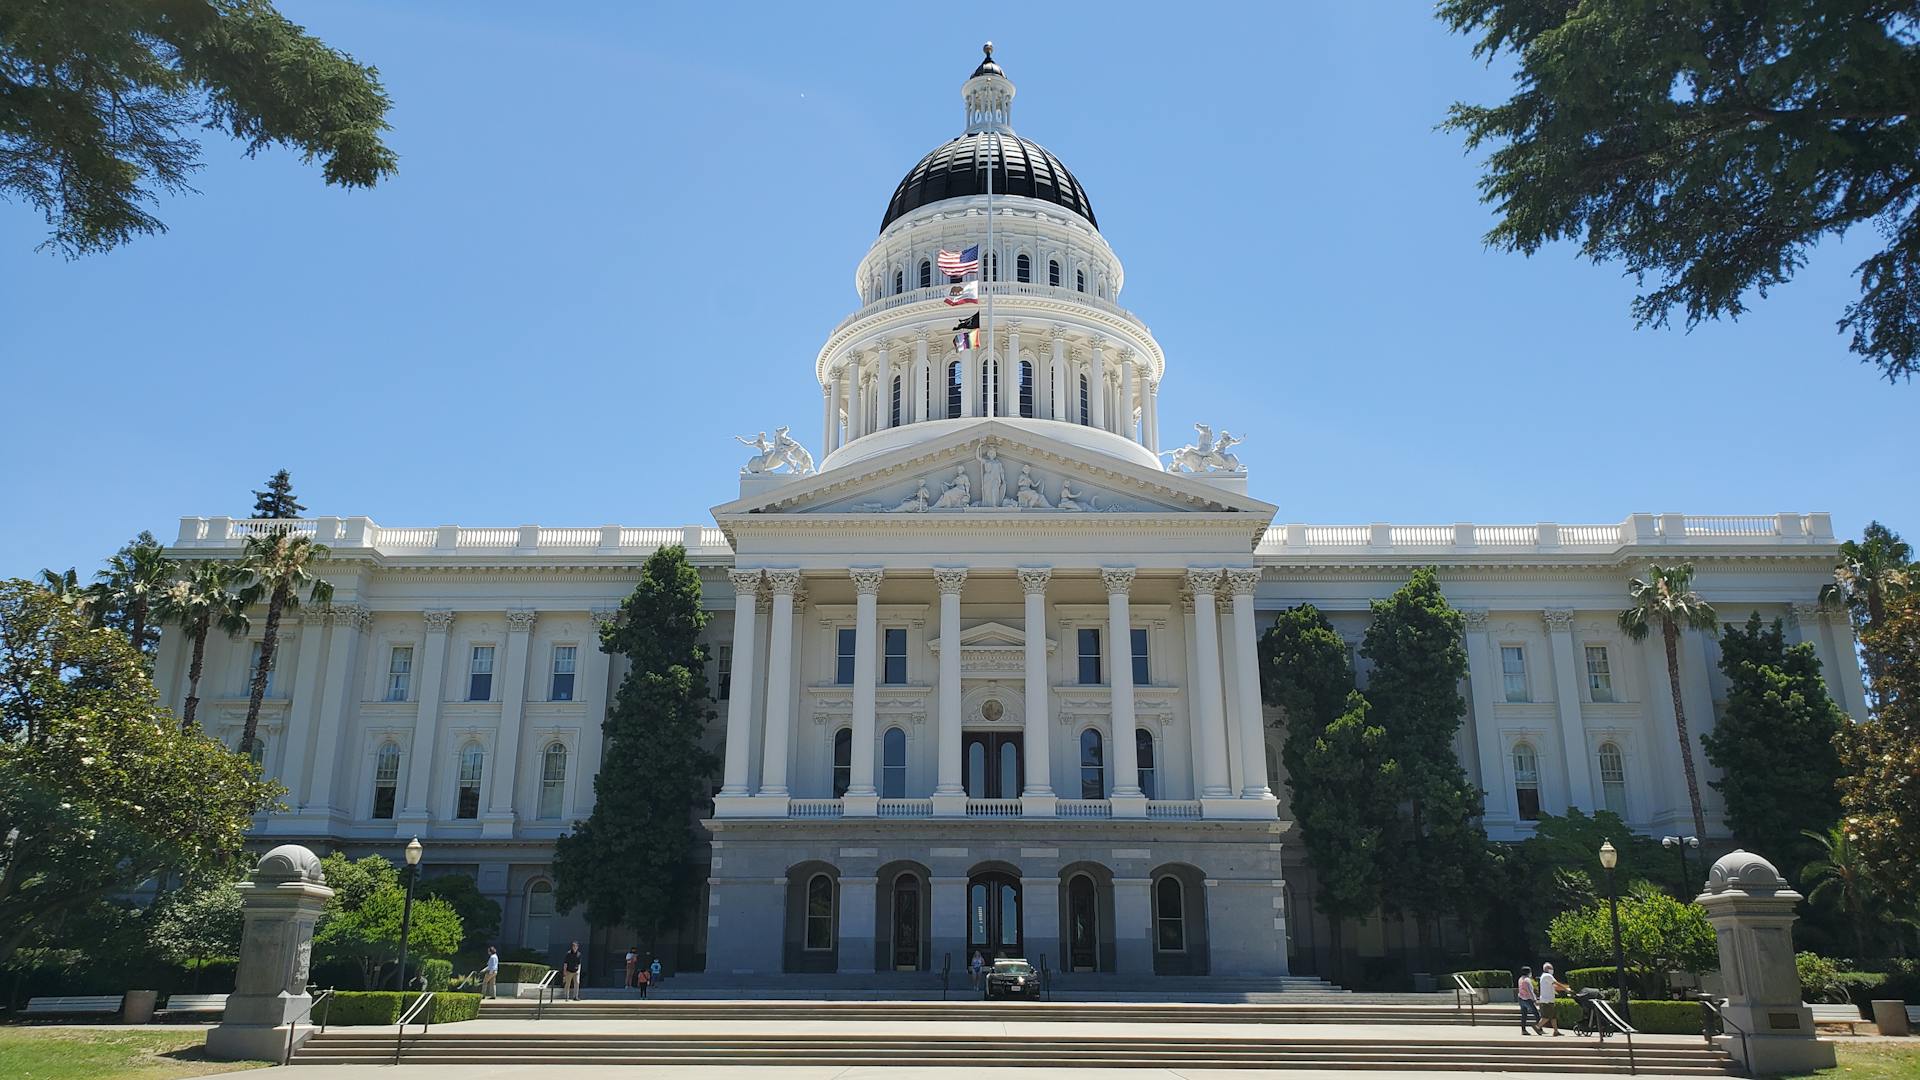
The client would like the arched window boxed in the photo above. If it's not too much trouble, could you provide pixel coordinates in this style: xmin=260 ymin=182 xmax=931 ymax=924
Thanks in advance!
xmin=1076 ymin=269 xmax=1086 ymax=292
xmin=1018 ymin=360 xmax=1034 ymax=417
xmin=538 ymin=742 xmax=567 ymax=820
xmin=919 ymin=259 xmax=932 ymax=289
xmin=245 ymin=735 xmax=267 ymax=768
xmin=805 ymin=873 xmax=835 ymax=950
xmin=832 ymin=728 xmax=852 ymax=798
xmin=1079 ymin=728 xmax=1105 ymax=800
xmin=457 ymin=743 xmax=484 ymax=819
xmin=1078 ymin=374 xmax=1091 ymax=425
xmin=1016 ymin=253 xmax=1031 ymax=283
xmin=1048 ymin=259 xmax=1061 ymax=287
xmin=372 ymin=742 xmax=401 ymax=819
xmin=980 ymin=357 xmax=996 ymax=415
xmin=1598 ymin=743 xmax=1627 ymax=815
xmin=894 ymin=269 xmax=904 ymax=295
xmin=890 ymin=375 xmax=903 ymax=428
xmin=1512 ymin=741 xmax=1541 ymax=821
xmin=947 ymin=360 xmax=963 ymax=419
xmin=1155 ymin=876 xmax=1185 ymax=951
xmin=1135 ymin=728 xmax=1156 ymax=800
xmin=882 ymin=727 xmax=907 ymax=798
xmin=525 ymin=879 xmax=554 ymax=950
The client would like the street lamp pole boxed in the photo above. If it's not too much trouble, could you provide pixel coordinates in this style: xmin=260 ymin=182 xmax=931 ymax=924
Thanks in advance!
xmin=397 ymin=837 xmax=423 ymax=992
xmin=1599 ymin=839 xmax=1632 ymax=1025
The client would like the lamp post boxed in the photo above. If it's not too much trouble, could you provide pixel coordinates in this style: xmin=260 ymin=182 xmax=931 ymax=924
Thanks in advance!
xmin=1661 ymin=835 xmax=1700 ymax=892
xmin=1599 ymin=839 xmax=1632 ymax=1025
xmin=397 ymin=837 xmax=423 ymax=992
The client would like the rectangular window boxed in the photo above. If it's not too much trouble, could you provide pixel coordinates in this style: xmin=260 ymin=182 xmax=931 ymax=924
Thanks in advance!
xmin=836 ymin=627 xmax=857 ymax=685
xmin=386 ymin=646 xmax=412 ymax=702
xmin=1077 ymin=628 xmax=1102 ymax=685
xmin=1130 ymin=628 xmax=1150 ymax=686
xmin=371 ymin=745 xmax=400 ymax=820
xmin=1585 ymin=646 xmax=1614 ymax=703
xmin=883 ymin=627 xmax=908 ymax=685
xmin=468 ymin=645 xmax=494 ymax=702
xmin=550 ymin=645 xmax=577 ymax=702
xmin=1500 ymin=646 xmax=1528 ymax=702
xmin=715 ymin=644 xmax=732 ymax=700
xmin=456 ymin=748 xmax=484 ymax=819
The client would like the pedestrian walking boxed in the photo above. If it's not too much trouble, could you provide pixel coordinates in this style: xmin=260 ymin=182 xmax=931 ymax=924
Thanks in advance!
xmin=625 ymin=947 xmax=638 ymax=989
xmin=649 ymin=955 xmax=662 ymax=987
xmin=482 ymin=946 xmax=499 ymax=999
xmin=970 ymin=950 xmax=986 ymax=990
xmin=1539 ymin=962 xmax=1565 ymax=1035
xmin=1516 ymin=966 xmax=1542 ymax=1035
xmin=637 ymin=965 xmax=650 ymax=998
xmin=562 ymin=941 xmax=583 ymax=1001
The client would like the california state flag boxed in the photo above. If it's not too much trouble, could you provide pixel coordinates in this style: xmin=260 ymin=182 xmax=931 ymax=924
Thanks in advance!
xmin=942 ymin=281 xmax=979 ymax=306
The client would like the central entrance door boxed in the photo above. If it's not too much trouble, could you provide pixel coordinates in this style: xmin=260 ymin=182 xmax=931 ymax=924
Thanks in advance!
xmin=968 ymin=872 xmax=1022 ymax=960
xmin=891 ymin=875 xmax=921 ymax=971
xmin=1067 ymin=874 xmax=1099 ymax=971
xmin=962 ymin=732 xmax=1022 ymax=799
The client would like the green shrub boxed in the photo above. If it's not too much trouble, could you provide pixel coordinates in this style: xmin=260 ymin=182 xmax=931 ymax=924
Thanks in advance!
xmin=324 ymin=991 xmax=482 ymax=1026
xmin=1548 ymin=999 xmax=1706 ymax=1035
xmin=1450 ymin=969 xmax=1511 ymax=989
xmin=496 ymin=962 xmax=550 ymax=984
xmin=420 ymin=958 xmax=452 ymax=992
xmin=1564 ymin=965 xmax=1668 ymax=1000
xmin=1797 ymin=953 xmax=1844 ymax=1002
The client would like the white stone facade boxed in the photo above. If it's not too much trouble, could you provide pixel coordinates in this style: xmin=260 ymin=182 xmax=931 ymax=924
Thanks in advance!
xmin=154 ymin=52 xmax=1861 ymax=981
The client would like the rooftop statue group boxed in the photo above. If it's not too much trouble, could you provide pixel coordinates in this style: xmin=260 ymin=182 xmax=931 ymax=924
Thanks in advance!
xmin=1162 ymin=423 xmax=1244 ymax=474
xmin=735 ymin=426 xmax=816 ymax=476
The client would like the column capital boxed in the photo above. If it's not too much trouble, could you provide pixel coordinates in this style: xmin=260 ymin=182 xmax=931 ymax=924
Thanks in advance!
xmin=1089 ymin=335 xmax=1107 ymax=351
xmin=1541 ymin=608 xmax=1576 ymax=634
xmin=1100 ymin=566 xmax=1137 ymax=595
xmin=422 ymin=609 xmax=455 ymax=634
xmin=1017 ymin=566 xmax=1053 ymax=594
xmin=933 ymin=566 xmax=969 ymax=595
xmin=1046 ymin=324 xmax=1068 ymax=343
xmin=1461 ymin=608 xmax=1489 ymax=632
xmin=1178 ymin=590 xmax=1196 ymax=616
xmin=755 ymin=592 xmax=774 ymax=616
xmin=326 ymin=603 xmax=372 ymax=633
xmin=1223 ymin=567 xmax=1261 ymax=597
xmin=765 ymin=568 xmax=803 ymax=595
xmin=727 ymin=568 xmax=763 ymax=596
xmin=850 ymin=566 xmax=886 ymax=595
xmin=504 ymin=608 xmax=537 ymax=634
xmin=1185 ymin=567 xmax=1223 ymax=594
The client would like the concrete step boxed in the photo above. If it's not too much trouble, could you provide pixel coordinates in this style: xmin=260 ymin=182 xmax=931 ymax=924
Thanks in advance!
xmin=477 ymin=999 xmax=1482 ymax=1024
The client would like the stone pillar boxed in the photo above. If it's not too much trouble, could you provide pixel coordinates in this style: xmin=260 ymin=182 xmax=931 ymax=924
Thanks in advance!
xmin=1104 ymin=567 xmax=1146 ymax=815
xmin=1112 ymin=876 xmax=1153 ymax=974
xmin=844 ymin=568 xmax=885 ymax=812
xmin=1018 ymin=567 xmax=1056 ymax=815
xmin=206 ymin=845 xmax=334 ymax=1061
xmin=1226 ymin=569 xmax=1275 ymax=801
xmin=1047 ymin=329 xmax=1067 ymax=420
xmin=1695 ymin=851 xmax=1835 ymax=1075
xmin=1088 ymin=338 xmax=1108 ymax=431
xmin=1823 ymin=609 xmax=1869 ymax=720
xmin=396 ymin=610 xmax=454 ymax=833
xmin=822 ymin=383 xmax=837 ymax=455
xmin=931 ymin=876 xmax=969 ymax=974
xmin=307 ymin=605 xmax=369 ymax=820
xmin=876 ymin=341 xmax=895 ymax=431
xmin=1119 ymin=350 xmax=1138 ymax=441
xmin=1188 ymin=570 xmax=1233 ymax=800
xmin=1021 ymin=874 xmax=1061 ymax=973
xmin=910 ymin=335 xmax=929 ymax=424
xmin=1144 ymin=379 xmax=1159 ymax=451
xmin=1543 ymin=609 xmax=1597 ymax=812
xmin=960 ymin=345 xmax=977 ymax=418
xmin=847 ymin=353 xmax=867 ymax=441
xmin=756 ymin=571 xmax=801 ymax=802
xmin=574 ymin=608 xmax=618 ymax=820
xmin=837 ymin=876 xmax=878 ymax=974
xmin=717 ymin=570 xmax=761 ymax=800
xmin=482 ymin=608 xmax=535 ymax=835
xmin=1005 ymin=322 xmax=1023 ymax=416
xmin=1461 ymin=611 xmax=1511 ymax=827
xmin=933 ymin=567 xmax=968 ymax=815
xmin=276 ymin=618 xmax=327 ymax=807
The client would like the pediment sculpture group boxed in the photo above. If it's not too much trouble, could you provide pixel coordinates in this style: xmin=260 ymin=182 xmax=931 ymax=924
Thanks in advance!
xmin=880 ymin=445 xmax=1096 ymax=513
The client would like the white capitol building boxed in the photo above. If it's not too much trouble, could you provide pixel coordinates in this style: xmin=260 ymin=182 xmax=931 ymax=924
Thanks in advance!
xmin=156 ymin=49 xmax=1862 ymax=981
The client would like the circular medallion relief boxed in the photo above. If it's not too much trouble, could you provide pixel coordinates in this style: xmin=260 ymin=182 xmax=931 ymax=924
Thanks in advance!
xmin=981 ymin=699 xmax=1004 ymax=723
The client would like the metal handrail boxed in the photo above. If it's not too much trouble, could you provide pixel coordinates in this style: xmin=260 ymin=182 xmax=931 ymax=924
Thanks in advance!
xmin=531 ymin=968 xmax=558 ymax=1020
xmin=1039 ymin=954 xmax=1051 ymax=1002
xmin=1449 ymin=973 xmax=1481 ymax=1026
xmin=1689 ymin=993 xmax=1750 ymax=1078
xmin=282 ymin=987 xmax=335 ymax=1065
xmin=392 ymin=990 xmax=435 ymax=1064
xmin=1588 ymin=996 xmax=1638 ymax=1074
xmin=940 ymin=953 xmax=951 ymax=1001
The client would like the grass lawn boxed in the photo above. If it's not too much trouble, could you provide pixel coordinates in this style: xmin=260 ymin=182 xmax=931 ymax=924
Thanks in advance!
xmin=0 ymin=1028 xmax=271 ymax=1080
xmin=1787 ymin=1038 xmax=1920 ymax=1080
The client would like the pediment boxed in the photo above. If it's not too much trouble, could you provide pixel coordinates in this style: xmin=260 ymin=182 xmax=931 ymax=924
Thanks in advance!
xmin=927 ymin=621 xmax=1054 ymax=653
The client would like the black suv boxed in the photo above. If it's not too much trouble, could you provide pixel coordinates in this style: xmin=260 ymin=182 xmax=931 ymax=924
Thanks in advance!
xmin=983 ymin=958 xmax=1041 ymax=1000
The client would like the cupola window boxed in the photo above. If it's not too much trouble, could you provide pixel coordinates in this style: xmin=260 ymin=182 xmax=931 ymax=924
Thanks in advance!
xmin=1016 ymin=253 xmax=1031 ymax=283
xmin=1049 ymin=260 xmax=1061 ymax=287
xmin=919 ymin=260 xmax=932 ymax=289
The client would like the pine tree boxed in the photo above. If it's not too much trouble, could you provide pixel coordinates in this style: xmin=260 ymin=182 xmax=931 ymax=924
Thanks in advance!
xmin=1363 ymin=567 xmax=1488 ymax=967
xmin=552 ymin=545 xmax=718 ymax=945
xmin=1702 ymin=613 xmax=1846 ymax=869
xmin=250 ymin=470 xmax=306 ymax=519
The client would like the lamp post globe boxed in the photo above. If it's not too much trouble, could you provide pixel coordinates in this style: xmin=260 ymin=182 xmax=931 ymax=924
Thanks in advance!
xmin=397 ymin=837 xmax=423 ymax=992
xmin=1599 ymin=839 xmax=1631 ymax=1024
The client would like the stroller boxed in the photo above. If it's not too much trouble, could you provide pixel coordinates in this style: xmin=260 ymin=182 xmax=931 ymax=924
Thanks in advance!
xmin=1574 ymin=988 xmax=1613 ymax=1038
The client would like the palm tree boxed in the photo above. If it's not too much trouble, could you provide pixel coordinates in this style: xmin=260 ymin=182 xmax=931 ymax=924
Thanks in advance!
xmin=1820 ymin=521 xmax=1912 ymax=704
xmin=93 ymin=535 xmax=176 ymax=657
xmin=37 ymin=566 xmax=93 ymax=619
xmin=1802 ymin=825 xmax=1880 ymax=961
xmin=236 ymin=532 xmax=332 ymax=756
xmin=157 ymin=560 xmax=251 ymax=732
xmin=1618 ymin=563 xmax=1719 ymax=838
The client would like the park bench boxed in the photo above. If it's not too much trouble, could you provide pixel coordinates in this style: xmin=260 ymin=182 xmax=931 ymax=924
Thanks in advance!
xmin=1809 ymin=1002 xmax=1873 ymax=1033
xmin=162 ymin=994 xmax=228 ymax=1017
xmin=21 ymin=995 xmax=124 ymax=1018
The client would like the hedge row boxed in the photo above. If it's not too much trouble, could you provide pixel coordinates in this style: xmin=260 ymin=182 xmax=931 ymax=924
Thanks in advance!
xmin=1450 ymin=970 xmax=1512 ymax=989
xmin=1543 ymin=999 xmax=1708 ymax=1035
xmin=420 ymin=959 xmax=452 ymax=992
xmin=324 ymin=991 xmax=482 ymax=1026
xmin=1565 ymin=966 xmax=1667 ymax=1000
xmin=496 ymin=962 xmax=551 ymax=984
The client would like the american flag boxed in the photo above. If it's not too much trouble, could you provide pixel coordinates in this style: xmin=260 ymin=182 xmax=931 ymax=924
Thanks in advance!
xmin=937 ymin=244 xmax=980 ymax=277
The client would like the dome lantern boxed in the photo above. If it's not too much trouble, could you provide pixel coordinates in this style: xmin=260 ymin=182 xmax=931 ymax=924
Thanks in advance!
xmin=962 ymin=42 xmax=1015 ymax=134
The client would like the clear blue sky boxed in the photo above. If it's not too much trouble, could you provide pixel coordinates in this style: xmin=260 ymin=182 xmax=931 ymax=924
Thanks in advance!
xmin=2 ymin=2 xmax=1912 ymax=579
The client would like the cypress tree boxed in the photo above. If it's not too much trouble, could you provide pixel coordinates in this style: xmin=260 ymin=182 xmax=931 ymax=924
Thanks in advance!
xmin=1702 ymin=613 xmax=1845 ymax=870
xmin=552 ymin=545 xmax=718 ymax=946
xmin=250 ymin=469 xmax=306 ymax=519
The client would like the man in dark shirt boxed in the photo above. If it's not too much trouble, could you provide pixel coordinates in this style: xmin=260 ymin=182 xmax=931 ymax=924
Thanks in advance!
xmin=562 ymin=941 xmax=583 ymax=1001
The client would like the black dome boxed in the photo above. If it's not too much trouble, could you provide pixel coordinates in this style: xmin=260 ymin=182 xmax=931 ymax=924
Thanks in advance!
xmin=880 ymin=132 xmax=1097 ymax=234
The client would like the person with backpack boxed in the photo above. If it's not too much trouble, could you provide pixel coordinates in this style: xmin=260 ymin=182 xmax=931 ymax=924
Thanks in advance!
xmin=1516 ymin=966 xmax=1543 ymax=1035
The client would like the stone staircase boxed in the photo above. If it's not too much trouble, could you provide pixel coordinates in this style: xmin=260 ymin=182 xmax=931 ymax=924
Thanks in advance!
xmin=592 ymin=970 xmax=1423 ymax=1004
xmin=477 ymin=998 xmax=1478 ymax=1024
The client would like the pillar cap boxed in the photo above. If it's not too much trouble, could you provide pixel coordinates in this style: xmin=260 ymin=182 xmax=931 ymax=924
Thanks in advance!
xmin=1705 ymin=849 xmax=1786 ymax=895
xmin=256 ymin=844 xmax=325 ymax=884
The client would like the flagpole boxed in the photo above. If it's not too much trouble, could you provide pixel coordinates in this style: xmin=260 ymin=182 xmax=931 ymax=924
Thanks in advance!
xmin=985 ymin=127 xmax=996 ymax=416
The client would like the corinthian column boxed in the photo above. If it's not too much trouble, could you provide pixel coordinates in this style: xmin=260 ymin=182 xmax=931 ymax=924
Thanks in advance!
xmin=1005 ymin=321 xmax=1023 ymax=417
xmin=717 ymin=570 xmax=761 ymax=799
xmin=1119 ymin=349 xmax=1138 ymax=442
xmin=1089 ymin=338 xmax=1108 ymax=431
xmin=757 ymin=571 xmax=802 ymax=800
xmin=1018 ymin=567 xmax=1055 ymax=813
xmin=844 ymin=567 xmax=885 ymax=812
xmin=1105 ymin=567 xmax=1146 ymax=815
xmin=1188 ymin=569 xmax=1232 ymax=799
xmin=1047 ymin=329 xmax=1066 ymax=420
xmin=932 ymin=567 xmax=968 ymax=815
xmin=1225 ymin=568 xmax=1275 ymax=801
